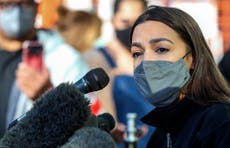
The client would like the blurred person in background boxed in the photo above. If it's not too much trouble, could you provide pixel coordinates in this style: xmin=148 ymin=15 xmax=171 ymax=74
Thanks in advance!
xmin=99 ymin=0 xmax=146 ymax=75
xmin=217 ymin=0 xmax=230 ymax=85
xmin=219 ymin=48 xmax=230 ymax=84
xmin=217 ymin=0 xmax=230 ymax=53
xmin=96 ymin=0 xmax=155 ymax=147
xmin=55 ymin=7 xmax=101 ymax=53
xmin=54 ymin=5 xmax=117 ymax=119
xmin=0 ymin=0 xmax=88 ymax=138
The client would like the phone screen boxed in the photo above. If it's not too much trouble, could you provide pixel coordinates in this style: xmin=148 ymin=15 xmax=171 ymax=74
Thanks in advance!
xmin=22 ymin=40 xmax=43 ymax=72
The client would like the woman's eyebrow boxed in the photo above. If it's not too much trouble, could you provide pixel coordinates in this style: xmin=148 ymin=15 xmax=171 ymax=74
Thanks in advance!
xmin=149 ymin=38 xmax=174 ymax=44
xmin=131 ymin=42 xmax=144 ymax=49
xmin=131 ymin=38 xmax=174 ymax=49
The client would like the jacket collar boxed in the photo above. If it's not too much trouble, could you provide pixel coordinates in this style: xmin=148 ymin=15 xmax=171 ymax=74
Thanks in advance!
xmin=141 ymin=97 xmax=201 ymax=133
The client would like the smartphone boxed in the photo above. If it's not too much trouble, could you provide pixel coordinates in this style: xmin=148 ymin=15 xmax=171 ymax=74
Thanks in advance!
xmin=22 ymin=40 xmax=43 ymax=72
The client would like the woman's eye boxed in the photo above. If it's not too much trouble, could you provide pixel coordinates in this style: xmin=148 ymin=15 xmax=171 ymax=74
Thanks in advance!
xmin=132 ymin=52 xmax=142 ymax=58
xmin=155 ymin=47 xmax=169 ymax=54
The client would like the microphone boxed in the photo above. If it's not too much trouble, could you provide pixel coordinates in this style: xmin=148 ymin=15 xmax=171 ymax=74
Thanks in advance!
xmin=0 ymin=82 xmax=106 ymax=147
xmin=75 ymin=67 xmax=110 ymax=93
xmin=84 ymin=113 xmax=116 ymax=133
xmin=60 ymin=127 xmax=116 ymax=148
xmin=7 ymin=68 xmax=110 ymax=129
xmin=98 ymin=113 xmax=116 ymax=133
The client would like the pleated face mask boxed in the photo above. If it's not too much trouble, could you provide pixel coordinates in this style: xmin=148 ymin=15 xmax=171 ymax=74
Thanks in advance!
xmin=0 ymin=4 xmax=36 ymax=38
xmin=134 ymin=52 xmax=191 ymax=108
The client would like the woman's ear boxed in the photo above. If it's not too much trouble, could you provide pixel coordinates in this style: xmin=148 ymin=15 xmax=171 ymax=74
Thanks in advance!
xmin=189 ymin=55 xmax=195 ymax=74
xmin=186 ymin=52 xmax=194 ymax=74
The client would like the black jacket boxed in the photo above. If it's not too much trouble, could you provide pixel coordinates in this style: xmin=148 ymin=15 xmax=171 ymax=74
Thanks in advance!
xmin=141 ymin=97 xmax=230 ymax=148
xmin=219 ymin=49 xmax=230 ymax=83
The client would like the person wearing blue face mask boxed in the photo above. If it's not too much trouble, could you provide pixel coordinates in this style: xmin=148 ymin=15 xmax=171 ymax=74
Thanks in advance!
xmin=0 ymin=0 xmax=89 ymax=138
xmin=0 ymin=0 xmax=36 ymax=39
xmin=130 ymin=5 xmax=230 ymax=148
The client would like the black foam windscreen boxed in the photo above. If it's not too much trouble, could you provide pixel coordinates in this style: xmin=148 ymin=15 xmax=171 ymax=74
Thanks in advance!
xmin=97 ymin=113 xmax=115 ymax=133
xmin=0 ymin=83 xmax=91 ymax=147
xmin=60 ymin=127 xmax=116 ymax=148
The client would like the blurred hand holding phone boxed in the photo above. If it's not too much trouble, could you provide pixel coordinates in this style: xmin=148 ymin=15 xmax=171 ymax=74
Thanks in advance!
xmin=19 ymin=40 xmax=52 ymax=99
xmin=22 ymin=40 xmax=43 ymax=72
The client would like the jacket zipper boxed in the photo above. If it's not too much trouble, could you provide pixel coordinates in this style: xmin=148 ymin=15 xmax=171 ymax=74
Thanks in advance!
xmin=166 ymin=133 xmax=172 ymax=148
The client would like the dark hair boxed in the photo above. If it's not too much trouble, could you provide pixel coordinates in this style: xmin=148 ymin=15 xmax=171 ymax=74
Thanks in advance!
xmin=114 ymin=0 xmax=147 ymax=14
xmin=130 ymin=5 xmax=230 ymax=105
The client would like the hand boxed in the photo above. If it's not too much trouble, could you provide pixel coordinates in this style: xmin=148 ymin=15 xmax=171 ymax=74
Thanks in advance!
xmin=110 ymin=122 xmax=126 ymax=143
xmin=110 ymin=122 xmax=149 ymax=144
xmin=136 ymin=124 xmax=149 ymax=139
xmin=16 ymin=62 xmax=52 ymax=100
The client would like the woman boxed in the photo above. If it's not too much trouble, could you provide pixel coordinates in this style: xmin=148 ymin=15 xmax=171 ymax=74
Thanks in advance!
xmin=130 ymin=5 xmax=230 ymax=148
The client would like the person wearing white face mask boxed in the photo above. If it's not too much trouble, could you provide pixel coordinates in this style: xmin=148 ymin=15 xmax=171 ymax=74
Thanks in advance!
xmin=0 ymin=0 xmax=89 ymax=138
xmin=0 ymin=1 xmax=36 ymax=38
xmin=130 ymin=5 xmax=230 ymax=148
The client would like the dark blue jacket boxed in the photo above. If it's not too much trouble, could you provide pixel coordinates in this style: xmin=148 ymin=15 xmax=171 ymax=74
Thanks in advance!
xmin=219 ymin=49 xmax=230 ymax=84
xmin=142 ymin=97 xmax=230 ymax=148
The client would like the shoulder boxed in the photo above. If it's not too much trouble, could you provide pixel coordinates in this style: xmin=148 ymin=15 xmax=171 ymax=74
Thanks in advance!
xmin=83 ymin=49 xmax=108 ymax=67
xmin=36 ymin=29 xmax=89 ymax=83
xmin=203 ymin=103 xmax=230 ymax=121
xmin=36 ymin=29 xmax=80 ymax=59
xmin=36 ymin=29 xmax=64 ymax=48
xmin=222 ymin=49 xmax=230 ymax=60
xmin=219 ymin=49 xmax=230 ymax=68
xmin=97 ymin=47 xmax=116 ymax=68
xmin=37 ymin=29 xmax=62 ymax=40
xmin=197 ymin=103 xmax=230 ymax=139
xmin=194 ymin=103 xmax=230 ymax=146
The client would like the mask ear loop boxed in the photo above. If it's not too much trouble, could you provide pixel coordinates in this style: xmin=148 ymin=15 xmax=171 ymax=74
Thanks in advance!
xmin=182 ymin=50 xmax=192 ymax=59
xmin=182 ymin=50 xmax=193 ymax=72
xmin=182 ymin=50 xmax=194 ymax=98
xmin=180 ymin=50 xmax=193 ymax=101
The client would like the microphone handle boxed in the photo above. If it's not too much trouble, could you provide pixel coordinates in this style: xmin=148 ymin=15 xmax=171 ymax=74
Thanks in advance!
xmin=125 ymin=113 xmax=138 ymax=148
xmin=125 ymin=141 xmax=137 ymax=148
xmin=75 ymin=78 xmax=90 ymax=94
xmin=8 ymin=113 xmax=26 ymax=129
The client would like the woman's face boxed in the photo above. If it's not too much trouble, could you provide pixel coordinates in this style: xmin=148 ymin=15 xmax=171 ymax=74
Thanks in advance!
xmin=131 ymin=21 xmax=193 ymax=70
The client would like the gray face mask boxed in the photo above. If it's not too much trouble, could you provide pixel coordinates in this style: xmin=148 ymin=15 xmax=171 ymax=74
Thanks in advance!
xmin=0 ymin=5 xmax=36 ymax=39
xmin=134 ymin=53 xmax=191 ymax=108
